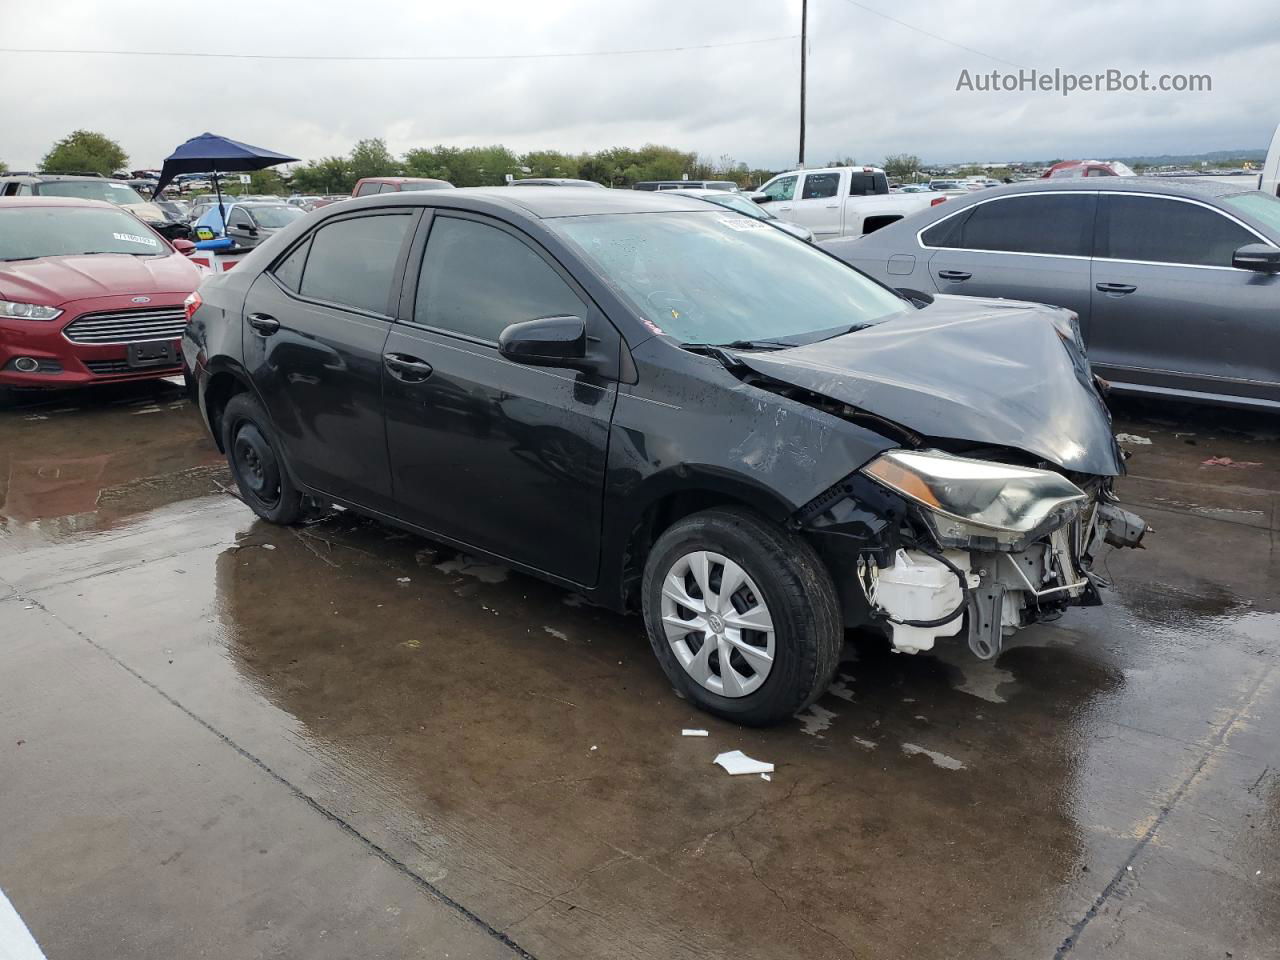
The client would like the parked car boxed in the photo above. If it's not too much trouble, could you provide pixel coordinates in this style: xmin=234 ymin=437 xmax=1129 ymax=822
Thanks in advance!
xmin=1042 ymin=160 xmax=1136 ymax=179
xmin=0 ymin=197 xmax=201 ymax=400
xmin=633 ymin=181 xmax=738 ymax=191
xmin=0 ymin=174 xmax=191 ymax=240
xmin=821 ymin=178 xmax=1280 ymax=409
xmin=929 ymin=179 xmax=965 ymax=191
xmin=193 ymin=201 xmax=305 ymax=249
xmin=755 ymin=166 xmax=946 ymax=239
xmin=352 ymin=177 xmax=454 ymax=197
xmin=184 ymin=187 xmax=1146 ymax=725
xmin=509 ymin=178 xmax=605 ymax=188
xmin=894 ymin=184 xmax=935 ymax=193
xmin=672 ymin=187 xmax=814 ymax=241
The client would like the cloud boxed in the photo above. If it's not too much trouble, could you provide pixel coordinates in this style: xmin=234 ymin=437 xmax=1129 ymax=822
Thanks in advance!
xmin=1 ymin=0 xmax=1275 ymax=171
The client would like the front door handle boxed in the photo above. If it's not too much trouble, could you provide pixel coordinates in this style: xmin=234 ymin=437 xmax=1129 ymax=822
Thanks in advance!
xmin=777 ymin=204 xmax=793 ymax=211
xmin=824 ymin=203 xmax=839 ymax=209
xmin=937 ymin=270 xmax=972 ymax=282
xmin=1096 ymin=282 xmax=1137 ymax=296
xmin=246 ymin=313 xmax=280 ymax=335
xmin=383 ymin=353 xmax=434 ymax=383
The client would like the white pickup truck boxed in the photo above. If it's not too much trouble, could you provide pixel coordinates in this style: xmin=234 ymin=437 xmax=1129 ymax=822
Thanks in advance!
xmin=754 ymin=166 xmax=947 ymax=240
xmin=1259 ymin=122 xmax=1280 ymax=197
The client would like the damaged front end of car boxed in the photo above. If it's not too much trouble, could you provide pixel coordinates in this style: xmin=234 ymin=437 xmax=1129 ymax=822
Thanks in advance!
xmin=798 ymin=450 xmax=1149 ymax=661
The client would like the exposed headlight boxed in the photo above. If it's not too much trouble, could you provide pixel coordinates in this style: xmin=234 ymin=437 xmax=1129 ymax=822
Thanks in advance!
xmin=0 ymin=299 xmax=63 ymax=321
xmin=862 ymin=449 xmax=1087 ymax=550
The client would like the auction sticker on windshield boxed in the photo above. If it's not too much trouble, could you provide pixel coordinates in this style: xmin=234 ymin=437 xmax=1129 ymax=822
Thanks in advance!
xmin=719 ymin=217 xmax=767 ymax=231
xmin=113 ymin=232 xmax=159 ymax=246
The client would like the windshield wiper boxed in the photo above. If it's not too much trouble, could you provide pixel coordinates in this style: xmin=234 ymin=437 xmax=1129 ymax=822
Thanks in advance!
xmin=80 ymin=251 xmax=162 ymax=257
xmin=0 ymin=256 xmax=39 ymax=262
xmin=682 ymin=339 xmax=790 ymax=352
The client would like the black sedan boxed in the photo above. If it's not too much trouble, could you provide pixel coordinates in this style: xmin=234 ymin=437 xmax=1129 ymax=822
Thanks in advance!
xmin=183 ymin=188 xmax=1146 ymax=726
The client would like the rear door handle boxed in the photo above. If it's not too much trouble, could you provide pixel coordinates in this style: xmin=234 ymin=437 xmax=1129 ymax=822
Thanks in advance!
xmin=383 ymin=353 xmax=434 ymax=383
xmin=937 ymin=270 xmax=972 ymax=282
xmin=246 ymin=313 xmax=279 ymax=335
xmin=1096 ymin=282 xmax=1137 ymax=296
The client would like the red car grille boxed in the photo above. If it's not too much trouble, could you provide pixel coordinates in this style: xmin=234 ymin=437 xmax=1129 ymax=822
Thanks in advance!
xmin=63 ymin=306 xmax=186 ymax=344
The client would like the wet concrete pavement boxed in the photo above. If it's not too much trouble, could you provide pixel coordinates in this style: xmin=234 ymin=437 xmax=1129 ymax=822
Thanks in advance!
xmin=1 ymin=382 xmax=1277 ymax=959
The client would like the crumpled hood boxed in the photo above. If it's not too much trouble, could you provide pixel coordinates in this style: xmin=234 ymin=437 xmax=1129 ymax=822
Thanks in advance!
xmin=0 ymin=254 xmax=202 ymax=306
xmin=736 ymin=295 xmax=1123 ymax=476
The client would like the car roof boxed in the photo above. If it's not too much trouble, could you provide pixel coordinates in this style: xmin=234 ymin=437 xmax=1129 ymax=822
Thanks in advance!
xmin=975 ymin=176 xmax=1255 ymax=200
xmin=338 ymin=185 xmax=713 ymax=219
xmin=0 ymin=196 xmax=116 ymax=209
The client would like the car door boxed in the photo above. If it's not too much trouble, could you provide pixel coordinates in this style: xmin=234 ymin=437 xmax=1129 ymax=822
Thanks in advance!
xmin=786 ymin=171 xmax=844 ymax=238
xmin=381 ymin=211 xmax=619 ymax=586
xmin=243 ymin=208 xmax=418 ymax=511
xmin=225 ymin=207 xmax=258 ymax=247
xmin=756 ymin=174 xmax=798 ymax=222
xmin=1089 ymin=193 xmax=1280 ymax=404
xmin=922 ymin=192 xmax=1096 ymax=322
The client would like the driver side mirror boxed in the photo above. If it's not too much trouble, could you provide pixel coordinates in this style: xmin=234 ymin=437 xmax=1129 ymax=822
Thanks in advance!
xmin=171 ymin=238 xmax=196 ymax=256
xmin=498 ymin=315 xmax=589 ymax=369
xmin=1232 ymin=243 xmax=1280 ymax=273
xmin=750 ymin=192 xmax=770 ymax=204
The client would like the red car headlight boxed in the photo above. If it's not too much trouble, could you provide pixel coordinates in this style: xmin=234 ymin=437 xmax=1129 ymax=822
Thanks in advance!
xmin=0 ymin=299 xmax=62 ymax=321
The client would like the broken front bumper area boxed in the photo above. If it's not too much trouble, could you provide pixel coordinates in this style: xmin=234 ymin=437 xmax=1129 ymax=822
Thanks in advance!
xmin=800 ymin=469 xmax=1150 ymax=661
xmin=860 ymin=500 xmax=1147 ymax=660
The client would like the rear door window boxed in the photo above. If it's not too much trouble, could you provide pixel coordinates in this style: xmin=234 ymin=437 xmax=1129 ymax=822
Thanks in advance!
xmin=1097 ymin=195 xmax=1256 ymax=267
xmin=924 ymin=194 xmax=1096 ymax=257
xmin=354 ymin=181 xmax=382 ymax=197
xmin=801 ymin=173 xmax=841 ymax=200
xmin=414 ymin=215 xmax=584 ymax=343
xmin=298 ymin=213 xmax=413 ymax=314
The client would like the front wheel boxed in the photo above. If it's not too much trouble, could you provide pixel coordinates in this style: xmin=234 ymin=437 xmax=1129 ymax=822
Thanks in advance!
xmin=221 ymin=393 xmax=303 ymax=525
xmin=641 ymin=507 xmax=842 ymax=726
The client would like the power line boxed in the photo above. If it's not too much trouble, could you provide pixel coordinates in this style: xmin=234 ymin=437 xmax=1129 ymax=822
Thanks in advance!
xmin=0 ymin=34 xmax=799 ymax=63
xmin=832 ymin=0 xmax=1024 ymax=69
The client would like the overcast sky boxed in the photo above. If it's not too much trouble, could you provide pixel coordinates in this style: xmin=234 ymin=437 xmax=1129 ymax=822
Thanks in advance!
xmin=3 ymin=0 xmax=1277 ymax=172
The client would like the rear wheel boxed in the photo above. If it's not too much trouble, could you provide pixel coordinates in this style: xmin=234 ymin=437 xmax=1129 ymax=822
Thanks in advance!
xmin=221 ymin=393 xmax=303 ymax=525
xmin=641 ymin=507 xmax=842 ymax=726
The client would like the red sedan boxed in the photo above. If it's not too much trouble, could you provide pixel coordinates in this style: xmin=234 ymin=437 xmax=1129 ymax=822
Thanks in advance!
xmin=0 ymin=197 xmax=202 ymax=399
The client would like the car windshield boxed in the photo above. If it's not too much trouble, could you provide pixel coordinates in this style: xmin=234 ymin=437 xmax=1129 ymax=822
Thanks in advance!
xmin=0 ymin=206 xmax=167 ymax=260
xmin=1222 ymin=191 xmax=1280 ymax=236
xmin=697 ymin=192 xmax=775 ymax=221
xmin=243 ymin=205 xmax=303 ymax=228
xmin=36 ymin=180 xmax=146 ymax=206
xmin=552 ymin=212 xmax=908 ymax=346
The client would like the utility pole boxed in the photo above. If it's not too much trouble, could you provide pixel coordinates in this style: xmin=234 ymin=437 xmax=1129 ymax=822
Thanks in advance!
xmin=799 ymin=0 xmax=807 ymax=167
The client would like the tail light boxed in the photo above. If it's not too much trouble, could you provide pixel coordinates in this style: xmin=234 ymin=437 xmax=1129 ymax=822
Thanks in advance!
xmin=183 ymin=290 xmax=203 ymax=323
xmin=930 ymin=196 xmax=948 ymax=207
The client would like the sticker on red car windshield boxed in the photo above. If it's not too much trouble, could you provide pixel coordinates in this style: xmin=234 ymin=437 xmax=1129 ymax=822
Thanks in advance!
xmin=718 ymin=217 xmax=766 ymax=231
xmin=113 ymin=232 xmax=159 ymax=246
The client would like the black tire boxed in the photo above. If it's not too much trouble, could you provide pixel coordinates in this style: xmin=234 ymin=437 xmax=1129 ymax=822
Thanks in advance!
xmin=221 ymin=392 xmax=303 ymax=525
xmin=641 ymin=507 xmax=842 ymax=726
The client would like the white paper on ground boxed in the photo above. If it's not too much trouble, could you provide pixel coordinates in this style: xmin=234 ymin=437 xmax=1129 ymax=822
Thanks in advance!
xmin=681 ymin=729 xmax=709 ymax=737
xmin=713 ymin=750 xmax=774 ymax=776
xmin=0 ymin=888 xmax=47 ymax=960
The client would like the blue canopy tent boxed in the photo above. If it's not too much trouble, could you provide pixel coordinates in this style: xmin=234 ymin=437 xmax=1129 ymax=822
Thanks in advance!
xmin=152 ymin=133 xmax=298 ymax=228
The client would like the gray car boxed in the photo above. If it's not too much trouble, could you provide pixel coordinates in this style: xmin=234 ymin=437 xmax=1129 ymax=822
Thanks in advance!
xmin=822 ymin=178 xmax=1280 ymax=409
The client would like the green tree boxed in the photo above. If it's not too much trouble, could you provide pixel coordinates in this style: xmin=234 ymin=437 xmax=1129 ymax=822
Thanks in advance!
xmin=520 ymin=150 xmax=579 ymax=179
xmin=0 ymin=160 xmax=7 ymax=174
xmin=41 ymin=130 xmax=127 ymax=176
xmin=290 ymin=156 xmax=354 ymax=194
xmin=882 ymin=153 xmax=922 ymax=182
xmin=248 ymin=169 xmax=286 ymax=195
xmin=349 ymin=137 xmax=400 ymax=181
